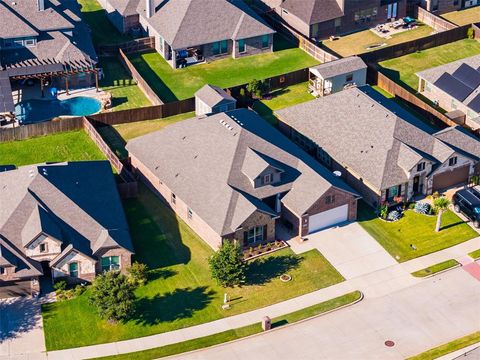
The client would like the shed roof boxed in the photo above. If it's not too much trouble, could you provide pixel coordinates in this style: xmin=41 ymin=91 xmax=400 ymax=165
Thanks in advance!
xmin=309 ymin=56 xmax=367 ymax=79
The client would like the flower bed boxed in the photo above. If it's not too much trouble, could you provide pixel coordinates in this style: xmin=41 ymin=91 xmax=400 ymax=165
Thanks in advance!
xmin=243 ymin=240 xmax=289 ymax=261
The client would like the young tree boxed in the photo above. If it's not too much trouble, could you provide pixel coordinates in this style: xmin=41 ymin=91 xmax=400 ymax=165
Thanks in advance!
xmin=433 ymin=196 xmax=451 ymax=232
xmin=127 ymin=262 xmax=149 ymax=286
xmin=209 ymin=241 xmax=246 ymax=287
xmin=89 ymin=271 xmax=136 ymax=322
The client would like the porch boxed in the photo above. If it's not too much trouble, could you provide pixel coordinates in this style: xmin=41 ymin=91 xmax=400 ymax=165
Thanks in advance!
xmin=308 ymin=70 xmax=330 ymax=97
xmin=171 ymin=47 xmax=205 ymax=69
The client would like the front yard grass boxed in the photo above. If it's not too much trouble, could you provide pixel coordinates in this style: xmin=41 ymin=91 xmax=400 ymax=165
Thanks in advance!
xmin=411 ymin=259 xmax=460 ymax=277
xmin=407 ymin=331 xmax=480 ymax=360
xmin=99 ymin=57 xmax=151 ymax=111
xmin=0 ymin=130 xmax=105 ymax=166
xmin=358 ymin=202 xmax=478 ymax=262
xmin=42 ymin=184 xmax=344 ymax=350
xmin=442 ymin=6 xmax=480 ymax=26
xmin=94 ymin=291 xmax=362 ymax=360
xmin=253 ymin=82 xmax=313 ymax=125
xmin=323 ymin=23 xmax=433 ymax=57
xmin=127 ymin=35 xmax=319 ymax=102
xmin=378 ymin=39 xmax=480 ymax=92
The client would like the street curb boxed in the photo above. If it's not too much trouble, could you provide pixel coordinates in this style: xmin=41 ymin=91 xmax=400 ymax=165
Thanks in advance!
xmin=160 ymin=291 xmax=364 ymax=360
xmin=411 ymin=262 xmax=461 ymax=279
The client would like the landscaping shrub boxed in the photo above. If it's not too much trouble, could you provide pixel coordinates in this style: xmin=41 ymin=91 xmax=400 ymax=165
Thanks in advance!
xmin=379 ymin=204 xmax=388 ymax=219
xmin=209 ymin=241 xmax=246 ymax=287
xmin=414 ymin=202 xmax=431 ymax=215
xmin=53 ymin=280 xmax=67 ymax=292
xmin=408 ymin=202 xmax=415 ymax=210
xmin=127 ymin=261 xmax=149 ymax=286
xmin=468 ymin=27 xmax=474 ymax=39
xmin=387 ymin=210 xmax=401 ymax=222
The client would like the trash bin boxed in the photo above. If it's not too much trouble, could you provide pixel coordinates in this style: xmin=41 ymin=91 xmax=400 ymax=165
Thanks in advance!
xmin=262 ymin=316 xmax=271 ymax=331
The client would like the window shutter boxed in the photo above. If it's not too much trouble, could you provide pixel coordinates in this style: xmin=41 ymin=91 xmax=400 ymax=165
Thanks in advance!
xmin=263 ymin=225 xmax=267 ymax=242
xmin=243 ymin=231 xmax=248 ymax=245
xmin=398 ymin=184 xmax=402 ymax=196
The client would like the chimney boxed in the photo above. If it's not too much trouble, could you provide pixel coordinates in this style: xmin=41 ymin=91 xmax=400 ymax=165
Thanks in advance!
xmin=37 ymin=0 xmax=45 ymax=11
xmin=146 ymin=0 xmax=154 ymax=18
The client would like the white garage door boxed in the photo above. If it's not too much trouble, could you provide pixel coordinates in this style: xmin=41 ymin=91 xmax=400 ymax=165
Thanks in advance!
xmin=308 ymin=204 xmax=349 ymax=234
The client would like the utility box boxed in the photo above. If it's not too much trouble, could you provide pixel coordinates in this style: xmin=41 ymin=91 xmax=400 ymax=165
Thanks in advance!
xmin=262 ymin=316 xmax=271 ymax=331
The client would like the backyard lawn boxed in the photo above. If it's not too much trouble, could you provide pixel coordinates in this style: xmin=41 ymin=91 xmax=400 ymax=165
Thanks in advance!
xmin=77 ymin=0 xmax=132 ymax=46
xmin=127 ymin=35 xmax=319 ymax=102
xmin=42 ymin=185 xmax=344 ymax=350
xmin=442 ymin=6 xmax=480 ymax=25
xmin=378 ymin=39 xmax=480 ymax=92
xmin=358 ymin=202 xmax=478 ymax=262
xmin=324 ymin=23 xmax=433 ymax=57
xmin=0 ymin=130 xmax=105 ymax=166
xmin=99 ymin=57 xmax=151 ymax=111
xmin=253 ymin=82 xmax=313 ymax=125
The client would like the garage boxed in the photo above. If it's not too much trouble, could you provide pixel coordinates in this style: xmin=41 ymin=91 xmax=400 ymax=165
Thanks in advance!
xmin=308 ymin=204 xmax=349 ymax=234
xmin=432 ymin=165 xmax=470 ymax=192
xmin=0 ymin=280 xmax=32 ymax=299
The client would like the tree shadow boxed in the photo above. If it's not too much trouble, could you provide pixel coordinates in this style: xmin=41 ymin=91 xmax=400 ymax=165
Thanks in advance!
xmin=96 ymin=124 xmax=128 ymax=160
xmin=132 ymin=286 xmax=215 ymax=325
xmin=0 ymin=297 xmax=42 ymax=342
xmin=252 ymin=101 xmax=279 ymax=126
xmin=440 ymin=220 xmax=465 ymax=231
xmin=246 ymin=255 xmax=301 ymax=286
xmin=357 ymin=200 xmax=377 ymax=221
xmin=147 ymin=268 xmax=177 ymax=282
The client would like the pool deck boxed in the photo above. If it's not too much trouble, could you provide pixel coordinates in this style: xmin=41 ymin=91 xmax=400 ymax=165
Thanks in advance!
xmin=13 ymin=86 xmax=106 ymax=103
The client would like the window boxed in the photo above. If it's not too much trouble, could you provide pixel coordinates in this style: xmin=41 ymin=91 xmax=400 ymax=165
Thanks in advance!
xmin=416 ymin=162 xmax=425 ymax=172
xmin=238 ymin=39 xmax=246 ymax=53
xmin=354 ymin=7 xmax=377 ymax=24
xmin=431 ymin=0 xmax=439 ymax=11
xmin=220 ymin=40 xmax=228 ymax=54
xmin=69 ymin=262 xmax=78 ymax=277
xmin=0 ymin=267 xmax=4 ymax=275
xmin=334 ymin=17 xmax=342 ymax=29
xmin=101 ymin=256 xmax=120 ymax=272
xmin=24 ymin=38 xmax=36 ymax=47
xmin=311 ymin=23 xmax=319 ymax=37
xmin=346 ymin=73 xmax=353 ymax=82
xmin=212 ymin=41 xmax=220 ymax=55
xmin=261 ymin=35 xmax=269 ymax=48
xmin=263 ymin=173 xmax=273 ymax=184
xmin=325 ymin=195 xmax=335 ymax=204
xmin=171 ymin=193 xmax=176 ymax=205
xmin=188 ymin=208 xmax=193 ymax=220
xmin=449 ymin=157 xmax=458 ymax=166
xmin=246 ymin=225 xmax=264 ymax=244
xmin=453 ymin=0 xmax=459 ymax=5
xmin=39 ymin=243 xmax=47 ymax=253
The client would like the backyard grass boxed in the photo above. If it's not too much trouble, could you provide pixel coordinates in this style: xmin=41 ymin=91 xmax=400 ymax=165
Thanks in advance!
xmin=42 ymin=184 xmax=344 ymax=350
xmin=77 ymin=0 xmax=133 ymax=46
xmin=99 ymin=57 xmax=151 ymax=111
xmin=253 ymin=82 xmax=313 ymax=125
xmin=127 ymin=35 xmax=319 ymax=102
xmin=442 ymin=6 xmax=480 ymax=25
xmin=378 ymin=39 xmax=480 ymax=92
xmin=407 ymin=331 xmax=480 ymax=360
xmin=94 ymin=291 xmax=362 ymax=360
xmin=411 ymin=259 xmax=460 ymax=277
xmin=468 ymin=249 xmax=480 ymax=260
xmin=0 ymin=130 xmax=105 ymax=166
xmin=97 ymin=112 xmax=195 ymax=159
xmin=323 ymin=23 xmax=433 ymax=57
xmin=358 ymin=202 xmax=478 ymax=262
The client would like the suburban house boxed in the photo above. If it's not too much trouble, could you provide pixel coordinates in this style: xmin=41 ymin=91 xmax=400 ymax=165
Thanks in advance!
xmin=195 ymin=84 xmax=237 ymax=117
xmin=276 ymin=86 xmax=480 ymax=208
xmin=308 ymin=56 xmax=367 ymax=97
xmin=420 ymin=0 xmax=476 ymax=15
xmin=127 ymin=108 xmax=360 ymax=250
xmin=260 ymin=0 xmax=406 ymax=40
xmin=417 ymin=55 xmax=480 ymax=131
xmin=97 ymin=0 xmax=140 ymax=34
xmin=0 ymin=161 xmax=134 ymax=298
xmin=0 ymin=0 xmax=98 ymax=115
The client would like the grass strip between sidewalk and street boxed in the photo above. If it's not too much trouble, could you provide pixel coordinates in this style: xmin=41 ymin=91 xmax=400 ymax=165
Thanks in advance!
xmin=92 ymin=291 xmax=362 ymax=360
xmin=411 ymin=259 xmax=460 ymax=278
xmin=468 ymin=249 xmax=480 ymax=260
xmin=407 ymin=331 xmax=480 ymax=360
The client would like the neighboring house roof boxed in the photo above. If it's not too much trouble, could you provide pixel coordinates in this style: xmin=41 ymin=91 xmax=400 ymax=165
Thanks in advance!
xmin=276 ymin=86 xmax=479 ymax=192
xmin=434 ymin=126 xmax=480 ymax=161
xmin=126 ymin=108 xmax=358 ymax=236
xmin=107 ymin=0 xmax=140 ymax=16
xmin=0 ymin=161 xmax=134 ymax=278
xmin=281 ymin=0 xmax=344 ymax=25
xmin=137 ymin=0 xmax=275 ymax=50
xmin=0 ymin=0 xmax=97 ymax=68
xmin=310 ymin=56 xmax=367 ymax=79
xmin=195 ymin=84 xmax=236 ymax=109
xmin=416 ymin=55 xmax=480 ymax=113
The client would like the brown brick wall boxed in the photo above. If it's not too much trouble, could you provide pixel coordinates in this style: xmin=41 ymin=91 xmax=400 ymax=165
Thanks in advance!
xmin=94 ymin=247 xmax=133 ymax=274
xmin=233 ymin=34 xmax=274 ymax=59
xmin=230 ymin=211 xmax=276 ymax=247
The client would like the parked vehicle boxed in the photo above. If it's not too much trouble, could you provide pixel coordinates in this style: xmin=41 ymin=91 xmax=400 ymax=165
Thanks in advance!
xmin=452 ymin=188 xmax=480 ymax=228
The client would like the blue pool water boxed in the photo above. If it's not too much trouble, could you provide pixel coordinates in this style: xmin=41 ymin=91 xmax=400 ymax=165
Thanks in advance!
xmin=15 ymin=97 xmax=102 ymax=124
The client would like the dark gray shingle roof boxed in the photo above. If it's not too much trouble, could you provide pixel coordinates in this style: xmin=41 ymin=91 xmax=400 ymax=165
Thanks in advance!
xmin=281 ymin=0 xmax=343 ymax=25
xmin=195 ymin=84 xmax=236 ymax=108
xmin=310 ymin=56 xmax=367 ymax=79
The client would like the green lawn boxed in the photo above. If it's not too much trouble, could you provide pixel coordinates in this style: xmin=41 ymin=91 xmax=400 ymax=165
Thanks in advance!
xmin=94 ymin=291 xmax=362 ymax=360
xmin=99 ymin=57 xmax=151 ymax=111
xmin=42 ymin=184 xmax=344 ymax=350
xmin=407 ymin=331 xmax=480 ymax=360
xmin=128 ymin=35 xmax=319 ymax=102
xmin=77 ymin=0 xmax=133 ymax=46
xmin=468 ymin=249 xmax=480 ymax=259
xmin=411 ymin=259 xmax=460 ymax=277
xmin=324 ymin=23 xmax=433 ymax=57
xmin=358 ymin=202 xmax=478 ymax=262
xmin=253 ymin=82 xmax=313 ymax=125
xmin=379 ymin=39 xmax=480 ymax=92
xmin=0 ymin=130 xmax=105 ymax=166
xmin=97 ymin=112 xmax=195 ymax=159
xmin=442 ymin=7 xmax=480 ymax=25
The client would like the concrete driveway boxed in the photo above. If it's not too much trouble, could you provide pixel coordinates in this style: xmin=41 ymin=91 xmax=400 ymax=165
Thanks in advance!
xmin=289 ymin=222 xmax=398 ymax=279
xmin=0 ymin=297 xmax=46 ymax=358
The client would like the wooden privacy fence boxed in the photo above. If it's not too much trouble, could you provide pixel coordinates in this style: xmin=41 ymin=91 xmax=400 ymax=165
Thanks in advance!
xmin=118 ymin=48 xmax=163 ymax=105
xmin=0 ymin=117 xmax=84 ymax=142
xmin=97 ymin=37 xmax=155 ymax=56
xmin=416 ymin=6 xmax=458 ymax=32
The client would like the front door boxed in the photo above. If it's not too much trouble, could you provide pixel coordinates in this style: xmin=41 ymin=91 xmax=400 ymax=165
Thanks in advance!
xmin=413 ymin=176 xmax=420 ymax=193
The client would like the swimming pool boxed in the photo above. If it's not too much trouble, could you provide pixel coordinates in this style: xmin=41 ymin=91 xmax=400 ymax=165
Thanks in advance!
xmin=15 ymin=97 xmax=102 ymax=124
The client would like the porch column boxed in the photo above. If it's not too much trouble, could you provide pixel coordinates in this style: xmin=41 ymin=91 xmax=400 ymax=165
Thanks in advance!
xmin=171 ymin=50 xmax=177 ymax=69
xmin=65 ymin=75 xmax=69 ymax=95
xmin=40 ymin=78 xmax=45 ymax=98
xmin=95 ymin=71 xmax=99 ymax=92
